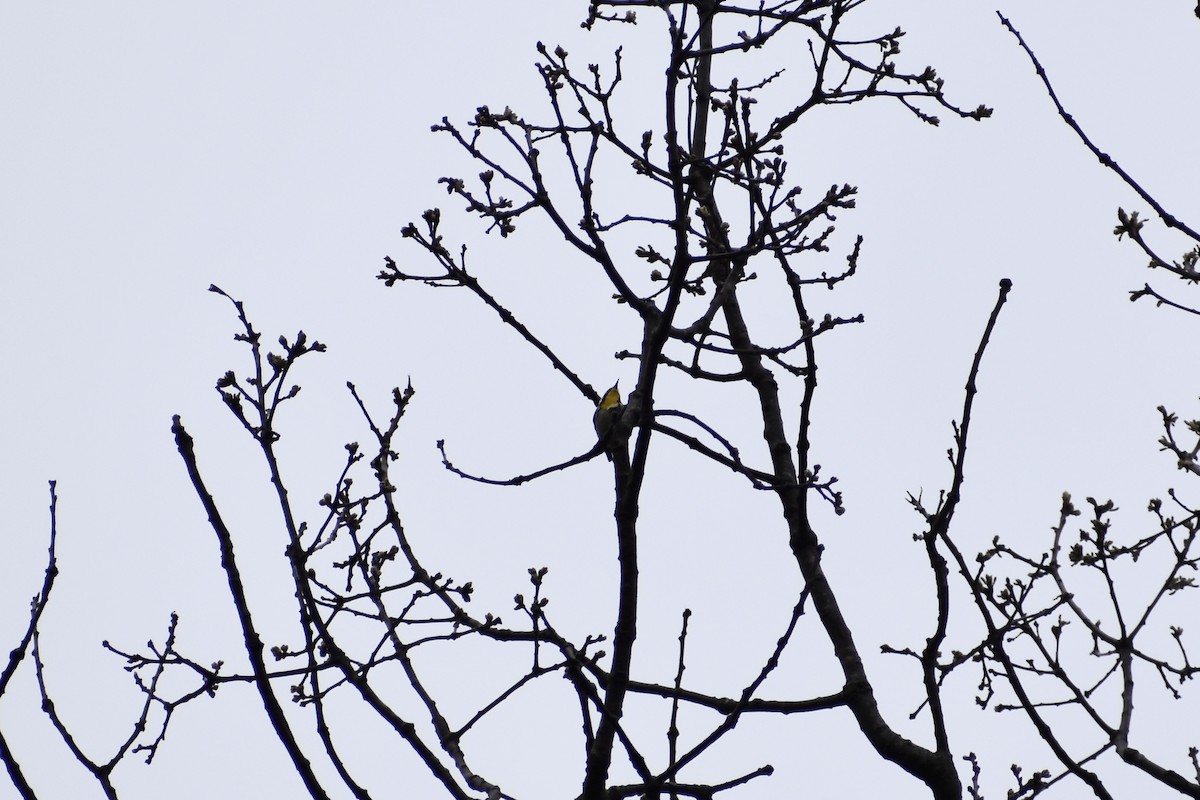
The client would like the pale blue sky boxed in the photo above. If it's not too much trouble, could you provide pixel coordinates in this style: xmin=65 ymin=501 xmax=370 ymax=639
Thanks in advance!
xmin=2 ymin=3 xmax=1197 ymax=798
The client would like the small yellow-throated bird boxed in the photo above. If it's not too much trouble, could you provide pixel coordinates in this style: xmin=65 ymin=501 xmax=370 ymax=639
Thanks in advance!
xmin=593 ymin=383 xmax=622 ymax=460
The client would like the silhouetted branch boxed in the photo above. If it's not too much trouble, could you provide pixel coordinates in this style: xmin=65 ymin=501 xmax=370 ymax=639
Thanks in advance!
xmin=0 ymin=482 xmax=60 ymax=800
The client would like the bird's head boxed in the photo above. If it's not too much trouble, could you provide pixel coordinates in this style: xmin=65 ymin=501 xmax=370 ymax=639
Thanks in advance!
xmin=598 ymin=382 xmax=621 ymax=411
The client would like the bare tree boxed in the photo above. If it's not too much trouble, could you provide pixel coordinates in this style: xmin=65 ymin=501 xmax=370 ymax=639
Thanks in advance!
xmin=5 ymin=3 xmax=1198 ymax=800
xmin=916 ymin=14 xmax=1200 ymax=800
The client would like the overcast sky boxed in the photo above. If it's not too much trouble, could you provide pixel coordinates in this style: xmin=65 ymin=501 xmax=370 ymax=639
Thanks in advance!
xmin=2 ymin=3 xmax=1198 ymax=798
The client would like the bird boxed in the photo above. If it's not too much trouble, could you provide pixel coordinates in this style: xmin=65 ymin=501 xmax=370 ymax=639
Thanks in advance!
xmin=593 ymin=382 xmax=622 ymax=460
